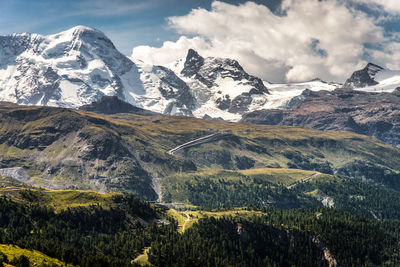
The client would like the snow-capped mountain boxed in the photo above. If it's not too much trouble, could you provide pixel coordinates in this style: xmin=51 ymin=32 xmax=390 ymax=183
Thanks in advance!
xmin=132 ymin=61 xmax=195 ymax=116
xmin=0 ymin=26 xmax=142 ymax=108
xmin=265 ymin=79 xmax=339 ymax=109
xmin=0 ymin=26 xmax=273 ymax=120
xmin=343 ymin=63 xmax=400 ymax=92
xmin=2 ymin=26 xmax=400 ymax=122
xmin=161 ymin=49 xmax=271 ymax=120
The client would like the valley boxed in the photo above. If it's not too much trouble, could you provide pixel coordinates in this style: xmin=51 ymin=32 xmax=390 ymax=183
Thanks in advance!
xmin=0 ymin=100 xmax=399 ymax=265
xmin=0 ymin=184 xmax=399 ymax=266
xmin=1 ymin=18 xmax=400 ymax=266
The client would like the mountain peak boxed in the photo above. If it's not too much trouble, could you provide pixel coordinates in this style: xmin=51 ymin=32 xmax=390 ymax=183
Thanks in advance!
xmin=181 ymin=49 xmax=205 ymax=77
xmin=365 ymin=62 xmax=384 ymax=70
xmin=343 ymin=62 xmax=384 ymax=88
xmin=56 ymin=25 xmax=108 ymax=42
xmin=186 ymin=48 xmax=203 ymax=60
xmin=65 ymin=25 xmax=104 ymax=35
xmin=364 ymin=63 xmax=384 ymax=76
xmin=0 ymin=25 xmax=138 ymax=108
xmin=308 ymin=78 xmax=326 ymax=83
xmin=185 ymin=49 xmax=204 ymax=67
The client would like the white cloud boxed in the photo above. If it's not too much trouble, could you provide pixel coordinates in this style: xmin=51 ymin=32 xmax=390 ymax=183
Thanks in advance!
xmin=352 ymin=0 xmax=400 ymax=14
xmin=132 ymin=36 xmax=213 ymax=65
xmin=132 ymin=0 xmax=395 ymax=83
xmin=368 ymin=41 xmax=400 ymax=70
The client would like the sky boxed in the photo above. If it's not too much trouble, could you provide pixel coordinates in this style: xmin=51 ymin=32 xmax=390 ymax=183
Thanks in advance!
xmin=1 ymin=0 xmax=400 ymax=83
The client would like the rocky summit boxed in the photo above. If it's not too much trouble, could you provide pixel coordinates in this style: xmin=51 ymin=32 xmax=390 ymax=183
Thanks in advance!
xmin=343 ymin=63 xmax=384 ymax=88
xmin=136 ymin=48 xmax=272 ymax=120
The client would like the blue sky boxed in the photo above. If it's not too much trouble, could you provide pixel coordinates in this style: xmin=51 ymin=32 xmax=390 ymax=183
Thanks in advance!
xmin=1 ymin=0 xmax=400 ymax=82
xmin=0 ymin=0 xmax=281 ymax=54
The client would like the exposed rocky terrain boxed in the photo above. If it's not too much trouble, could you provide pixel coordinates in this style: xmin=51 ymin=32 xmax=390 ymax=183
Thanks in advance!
xmin=79 ymin=95 xmax=159 ymax=116
xmin=241 ymin=88 xmax=400 ymax=147
xmin=343 ymin=63 xmax=384 ymax=88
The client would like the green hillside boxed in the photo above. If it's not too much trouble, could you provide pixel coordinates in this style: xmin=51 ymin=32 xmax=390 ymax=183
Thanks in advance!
xmin=0 ymin=244 xmax=73 ymax=267
xmin=162 ymin=168 xmax=400 ymax=220
xmin=0 ymin=103 xmax=399 ymax=201
xmin=0 ymin=186 xmax=119 ymax=211
xmin=0 ymin=188 xmax=399 ymax=266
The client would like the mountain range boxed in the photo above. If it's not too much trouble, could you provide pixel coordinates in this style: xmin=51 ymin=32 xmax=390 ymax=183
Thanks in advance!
xmin=1 ymin=25 xmax=400 ymax=202
xmin=2 ymin=26 xmax=400 ymax=266
xmin=3 ymin=26 xmax=400 ymax=123
xmin=0 ymin=26 xmax=271 ymax=120
xmin=242 ymin=88 xmax=400 ymax=147
xmin=1 ymin=102 xmax=400 ymax=199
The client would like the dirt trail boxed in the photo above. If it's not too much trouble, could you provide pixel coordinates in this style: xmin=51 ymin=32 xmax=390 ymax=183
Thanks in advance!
xmin=168 ymin=132 xmax=228 ymax=155
xmin=182 ymin=213 xmax=190 ymax=232
xmin=287 ymin=172 xmax=320 ymax=189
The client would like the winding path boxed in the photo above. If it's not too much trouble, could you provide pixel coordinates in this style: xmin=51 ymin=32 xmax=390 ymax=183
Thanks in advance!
xmin=287 ymin=172 xmax=320 ymax=189
xmin=168 ymin=132 xmax=227 ymax=155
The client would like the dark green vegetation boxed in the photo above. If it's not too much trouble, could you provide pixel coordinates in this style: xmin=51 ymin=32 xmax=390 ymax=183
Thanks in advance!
xmin=0 ymin=191 xmax=169 ymax=266
xmin=2 ymin=189 xmax=400 ymax=267
xmin=292 ymin=177 xmax=400 ymax=220
xmin=149 ymin=208 xmax=400 ymax=266
xmin=163 ymin=169 xmax=319 ymax=210
xmin=163 ymin=168 xmax=400 ymax=220
xmin=0 ymin=103 xmax=400 ymax=200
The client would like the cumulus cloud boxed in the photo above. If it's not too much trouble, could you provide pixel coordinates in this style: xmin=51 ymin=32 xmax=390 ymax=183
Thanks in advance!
xmin=131 ymin=36 xmax=212 ymax=65
xmin=352 ymin=0 xmax=400 ymax=14
xmin=132 ymin=0 xmax=396 ymax=83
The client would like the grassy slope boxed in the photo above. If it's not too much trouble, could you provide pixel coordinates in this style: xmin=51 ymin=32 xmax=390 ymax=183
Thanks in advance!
xmin=108 ymin=113 xmax=400 ymax=188
xmin=133 ymin=247 xmax=152 ymax=266
xmin=0 ymin=186 xmax=121 ymax=212
xmin=162 ymin=168 xmax=333 ymax=205
xmin=166 ymin=208 xmax=267 ymax=233
xmin=0 ymin=244 xmax=73 ymax=266
xmin=0 ymin=103 xmax=399 ymax=197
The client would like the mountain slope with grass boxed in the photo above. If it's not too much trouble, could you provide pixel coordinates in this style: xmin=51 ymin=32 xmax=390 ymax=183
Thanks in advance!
xmin=0 ymin=102 xmax=400 ymax=200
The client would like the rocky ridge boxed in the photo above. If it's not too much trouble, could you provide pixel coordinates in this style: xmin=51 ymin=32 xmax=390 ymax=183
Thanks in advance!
xmin=343 ymin=63 xmax=384 ymax=88
xmin=241 ymin=88 xmax=400 ymax=147
xmin=79 ymin=95 xmax=159 ymax=116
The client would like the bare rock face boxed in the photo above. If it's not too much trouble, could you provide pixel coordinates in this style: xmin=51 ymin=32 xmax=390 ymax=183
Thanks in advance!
xmin=182 ymin=49 xmax=268 ymax=95
xmin=241 ymin=88 xmax=400 ymax=147
xmin=180 ymin=49 xmax=269 ymax=116
xmin=79 ymin=95 xmax=159 ymax=116
xmin=343 ymin=63 xmax=384 ymax=88
xmin=153 ymin=65 xmax=195 ymax=116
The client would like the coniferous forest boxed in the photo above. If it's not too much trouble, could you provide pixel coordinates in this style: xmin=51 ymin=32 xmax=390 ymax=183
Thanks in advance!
xmin=0 ymin=191 xmax=400 ymax=266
